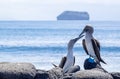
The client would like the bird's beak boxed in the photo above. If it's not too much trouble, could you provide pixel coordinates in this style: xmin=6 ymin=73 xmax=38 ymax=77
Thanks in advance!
xmin=78 ymin=34 xmax=84 ymax=39
xmin=79 ymin=30 xmax=85 ymax=38
xmin=72 ymin=34 xmax=84 ymax=43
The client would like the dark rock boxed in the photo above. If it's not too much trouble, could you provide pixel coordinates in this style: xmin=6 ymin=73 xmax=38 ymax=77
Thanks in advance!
xmin=63 ymin=77 xmax=72 ymax=79
xmin=110 ymin=72 xmax=120 ymax=79
xmin=57 ymin=11 xmax=89 ymax=20
xmin=0 ymin=62 xmax=36 ymax=79
xmin=84 ymin=58 xmax=97 ymax=69
xmin=63 ymin=76 xmax=72 ymax=79
xmin=34 ymin=69 xmax=49 ymax=79
xmin=67 ymin=65 xmax=80 ymax=73
xmin=72 ymin=68 xmax=113 ymax=79
xmin=84 ymin=58 xmax=108 ymax=72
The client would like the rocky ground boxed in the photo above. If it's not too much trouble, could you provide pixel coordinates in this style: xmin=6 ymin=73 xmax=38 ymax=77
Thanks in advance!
xmin=0 ymin=58 xmax=120 ymax=79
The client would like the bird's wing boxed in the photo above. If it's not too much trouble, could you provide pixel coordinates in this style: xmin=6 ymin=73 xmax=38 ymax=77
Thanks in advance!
xmin=73 ymin=56 xmax=75 ymax=65
xmin=82 ymin=39 xmax=89 ymax=55
xmin=95 ymin=39 xmax=100 ymax=51
xmin=91 ymin=39 xmax=101 ymax=60
xmin=59 ymin=56 xmax=66 ymax=68
xmin=91 ymin=39 xmax=106 ymax=64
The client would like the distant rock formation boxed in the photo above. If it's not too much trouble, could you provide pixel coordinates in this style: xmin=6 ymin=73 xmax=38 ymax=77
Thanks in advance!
xmin=57 ymin=11 xmax=89 ymax=20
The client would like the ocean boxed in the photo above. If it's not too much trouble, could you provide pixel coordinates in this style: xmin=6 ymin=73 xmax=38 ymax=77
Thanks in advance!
xmin=0 ymin=21 xmax=120 ymax=72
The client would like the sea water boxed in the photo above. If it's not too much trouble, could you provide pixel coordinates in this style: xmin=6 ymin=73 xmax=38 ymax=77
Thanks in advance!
xmin=0 ymin=21 xmax=120 ymax=72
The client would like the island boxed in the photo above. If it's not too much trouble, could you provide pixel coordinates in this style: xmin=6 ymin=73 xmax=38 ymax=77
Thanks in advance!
xmin=57 ymin=11 xmax=90 ymax=20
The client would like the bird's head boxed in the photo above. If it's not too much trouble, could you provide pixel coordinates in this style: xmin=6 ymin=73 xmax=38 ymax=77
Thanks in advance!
xmin=68 ymin=35 xmax=84 ymax=50
xmin=79 ymin=25 xmax=94 ymax=37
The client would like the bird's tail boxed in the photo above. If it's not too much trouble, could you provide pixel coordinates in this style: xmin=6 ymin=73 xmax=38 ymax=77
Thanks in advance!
xmin=52 ymin=63 xmax=57 ymax=67
xmin=100 ymin=58 xmax=107 ymax=64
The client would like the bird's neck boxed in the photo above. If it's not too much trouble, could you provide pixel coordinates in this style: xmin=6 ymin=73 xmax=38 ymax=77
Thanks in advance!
xmin=85 ymin=32 xmax=93 ymax=40
xmin=67 ymin=48 xmax=73 ymax=57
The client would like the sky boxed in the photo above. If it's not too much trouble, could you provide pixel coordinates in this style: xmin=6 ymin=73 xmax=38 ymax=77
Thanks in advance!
xmin=0 ymin=0 xmax=120 ymax=21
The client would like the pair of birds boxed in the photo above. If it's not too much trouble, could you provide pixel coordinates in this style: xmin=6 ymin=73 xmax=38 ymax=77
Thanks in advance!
xmin=57 ymin=25 xmax=106 ymax=73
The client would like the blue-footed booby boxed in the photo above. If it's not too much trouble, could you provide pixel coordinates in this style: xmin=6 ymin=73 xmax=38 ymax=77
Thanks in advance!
xmin=62 ymin=35 xmax=84 ymax=73
xmin=79 ymin=25 xmax=106 ymax=65
xmin=52 ymin=35 xmax=84 ymax=73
